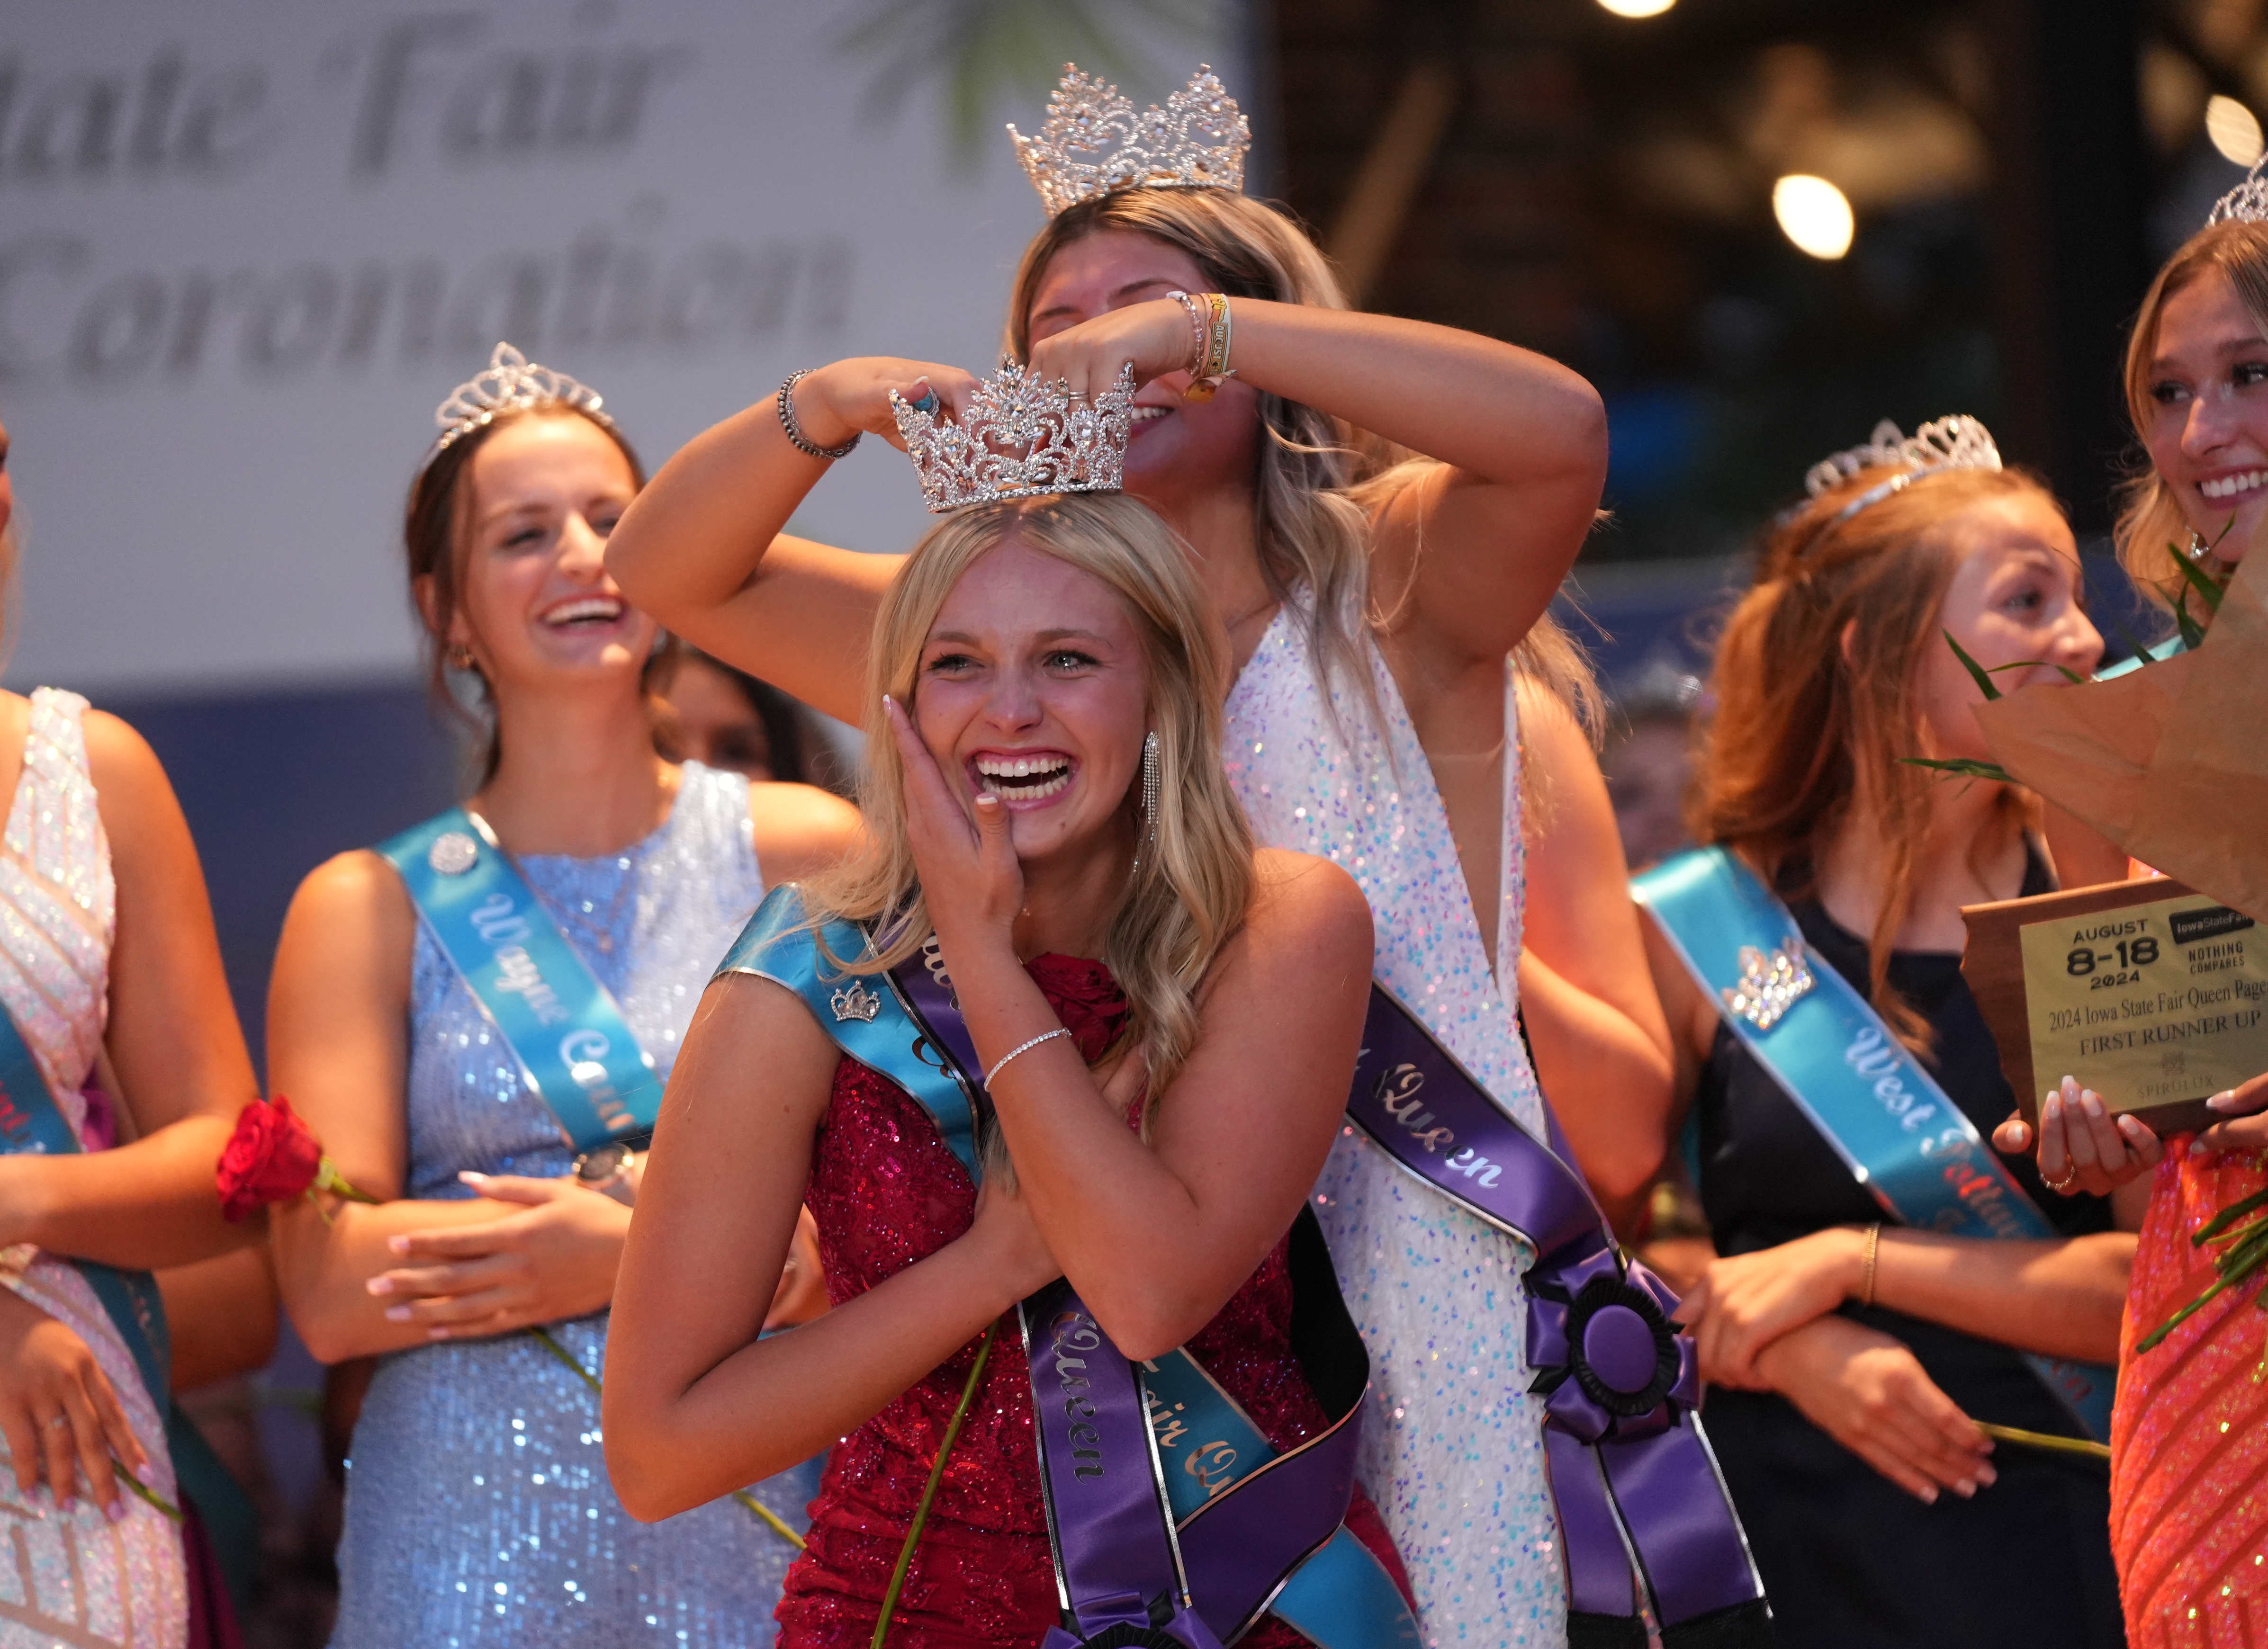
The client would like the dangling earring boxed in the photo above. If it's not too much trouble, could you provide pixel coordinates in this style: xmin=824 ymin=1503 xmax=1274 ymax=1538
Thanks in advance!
xmin=449 ymin=643 xmax=477 ymax=671
xmin=1128 ymin=731 xmax=1161 ymax=879
xmin=2189 ymin=529 xmax=2213 ymax=562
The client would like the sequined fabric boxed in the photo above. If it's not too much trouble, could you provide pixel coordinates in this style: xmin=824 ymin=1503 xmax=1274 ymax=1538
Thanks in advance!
xmin=2112 ymin=1142 xmax=2268 ymax=1646
xmin=779 ymin=954 xmax=1411 ymax=1649
xmin=1222 ymin=612 xmax=1563 ymax=1647
xmin=332 ymin=764 xmax=816 ymax=1649
xmin=0 ymin=689 xmax=187 ymax=1648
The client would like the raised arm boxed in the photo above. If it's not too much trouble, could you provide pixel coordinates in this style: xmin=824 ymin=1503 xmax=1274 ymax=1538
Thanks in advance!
xmin=1026 ymin=297 xmax=1609 ymax=667
xmin=0 ymin=711 xmax=261 ymax=1271
xmin=965 ymin=850 xmax=1373 ymax=1358
xmin=267 ymin=852 xmax=624 ymax=1363
xmin=1514 ymin=686 xmax=1675 ymax=1231
xmin=603 ymin=975 xmax=1057 ymax=1518
xmin=604 ymin=358 xmax=973 ymax=723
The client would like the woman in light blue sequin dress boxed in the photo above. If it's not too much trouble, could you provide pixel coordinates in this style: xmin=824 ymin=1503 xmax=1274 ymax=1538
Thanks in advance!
xmin=266 ymin=345 xmax=860 ymax=1649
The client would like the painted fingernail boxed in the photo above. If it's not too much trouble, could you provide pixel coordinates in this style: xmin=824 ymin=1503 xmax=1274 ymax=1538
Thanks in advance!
xmin=387 ymin=1235 xmax=411 ymax=1256
xmin=2210 ymin=1090 xmax=2239 ymax=1110
xmin=459 ymin=1171 xmax=490 ymax=1184
xmin=366 ymin=1277 xmax=394 ymax=1296
xmin=1919 ymin=1485 xmax=1938 ymax=1505
xmin=384 ymin=1306 xmax=412 ymax=1323
xmin=1954 ymin=1479 xmax=1977 ymax=1499
xmin=2081 ymin=1092 xmax=2106 ymax=1118
xmin=1976 ymin=1463 xmax=1998 ymax=1488
xmin=105 ymin=1497 xmax=126 ymax=1524
xmin=133 ymin=1461 xmax=154 ymax=1486
xmin=428 ymin=1327 xmax=450 ymax=1341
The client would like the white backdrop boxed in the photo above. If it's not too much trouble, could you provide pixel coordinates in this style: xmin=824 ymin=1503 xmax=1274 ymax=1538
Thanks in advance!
xmin=0 ymin=0 xmax=1243 ymax=693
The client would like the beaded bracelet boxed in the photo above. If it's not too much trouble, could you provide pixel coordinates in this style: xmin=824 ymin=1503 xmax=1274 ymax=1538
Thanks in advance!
xmin=776 ymin=369 xmax=861 ymax=460
xmin=984 ymin=1027 xmax=1072 ymax=1088
xmin=1165 ymin=290 xmax=1236 ymax=403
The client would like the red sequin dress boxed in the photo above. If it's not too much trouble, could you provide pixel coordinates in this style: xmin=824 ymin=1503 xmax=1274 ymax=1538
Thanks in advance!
xmin=777 ymin=954 xmax=1413 ymax=1649
xmin=2112 ymin=1142 xmax=2268 ymax=1646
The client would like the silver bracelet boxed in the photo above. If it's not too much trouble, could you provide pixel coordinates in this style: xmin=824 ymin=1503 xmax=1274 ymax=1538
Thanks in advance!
xmin=984 ymin=1027 xmax=1072 ymax=1088
xmin=776 ymin=369 xmax=860 ymax=460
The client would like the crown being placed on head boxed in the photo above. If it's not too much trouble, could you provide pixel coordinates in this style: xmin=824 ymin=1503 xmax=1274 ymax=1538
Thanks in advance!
xmin=1802 ymin=415 xmax=2002 ymax=522
xmin=1008 ymin=63 xmax=1250 ymax=218
xmin=891 ymin=363 xmax=1135 ymax=512
xmin=431 ymin=341 xmax=611 ymax=458
xmin=2211 ymin=157 xmax=2268 ymax=226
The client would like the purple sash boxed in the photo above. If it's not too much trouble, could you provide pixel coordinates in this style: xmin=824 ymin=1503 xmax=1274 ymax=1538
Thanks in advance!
xmin=891 ymin=950 xmax=1378 ymax=1649
xmin=1348 ymin=986 xmax=1771 ymax=1647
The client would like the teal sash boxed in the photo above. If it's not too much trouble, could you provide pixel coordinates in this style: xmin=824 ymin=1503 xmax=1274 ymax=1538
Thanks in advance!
xmin=378 ymin=808 xmax=661 ymax=1153
xmin=0 ymin=1001 xmax=256 ymax=1598
xmin=1635 ymin=846 xmax=2115 ymax=1441
xmin=716 ymin=885 xmax=1418 ymax=1648
xmin=1143 ymin=1350 xmax=1418 ymax=1646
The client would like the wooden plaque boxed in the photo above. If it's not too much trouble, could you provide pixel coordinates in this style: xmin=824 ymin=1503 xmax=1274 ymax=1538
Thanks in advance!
xmin=1962 ymin=877 xmax=2268 ymax=1136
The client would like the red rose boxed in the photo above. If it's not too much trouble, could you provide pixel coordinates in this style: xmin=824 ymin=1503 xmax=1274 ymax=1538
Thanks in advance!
xmin=216 ymin=1096 xmax=325 ymax=1222
xmin=1023 ymin=954 xmax=1130 ymax=1063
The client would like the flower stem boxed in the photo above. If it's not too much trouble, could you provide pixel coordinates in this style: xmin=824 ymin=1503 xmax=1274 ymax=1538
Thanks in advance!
xmin=1975 ymin=1423 xmax=2109 ymax=1461
xmin=526 ymin=1325 xmax=804 ymax=1552
xmin=871 ymin=1321 xmax=998 ymax=1649
xmin=112 ymin=1459 xmax=182 ymax=1522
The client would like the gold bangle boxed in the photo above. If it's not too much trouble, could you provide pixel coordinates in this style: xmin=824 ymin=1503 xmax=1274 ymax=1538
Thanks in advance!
xmin=1859 ymin=1222 xmax=1881 ymax=1309
xmin=1180 ymin=292 xmax=1237 ymax=403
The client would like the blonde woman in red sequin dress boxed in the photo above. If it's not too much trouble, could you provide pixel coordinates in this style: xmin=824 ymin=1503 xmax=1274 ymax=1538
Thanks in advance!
xmin=1996 ymin=198 xmax=2268 ymax=1647
xmin=604 ymin=493 xmax=1414 ymax=1647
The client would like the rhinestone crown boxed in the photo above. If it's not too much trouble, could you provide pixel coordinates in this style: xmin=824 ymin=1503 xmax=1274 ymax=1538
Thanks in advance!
xmin=1009 ymin=63 xmax=1249 ymax=218
xmin=1800 ymin=414 xmax=2001 ymax=524
xmin=891 ymin=363 xmax=1135 ymax=512
xmin=1720 ymin=941 xmax=1815 ymax=1032
xmin=2210 ymin=157 xmax=2268 ymax=226
xmin=430 ymin=341 xmax=611 ymax=460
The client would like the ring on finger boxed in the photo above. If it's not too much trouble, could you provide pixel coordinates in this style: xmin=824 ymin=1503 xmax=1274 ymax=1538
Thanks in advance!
xmin=42 ymin=1414 xmax=67 ymax=1430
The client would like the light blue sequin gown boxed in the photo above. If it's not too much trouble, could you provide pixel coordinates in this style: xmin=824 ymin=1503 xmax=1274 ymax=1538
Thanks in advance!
xmin=331 ymin=764 xmax=818 ymax=1649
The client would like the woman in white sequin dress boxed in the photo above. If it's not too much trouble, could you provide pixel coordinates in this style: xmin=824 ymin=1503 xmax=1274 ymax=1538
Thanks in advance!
xmin=0 ymin=411 xmax=267 ymax=1647
xmin=604 ymin=82 xmax=1673 ymax=1648
xmin=265 ymin=356 xmax=858 ymax=1648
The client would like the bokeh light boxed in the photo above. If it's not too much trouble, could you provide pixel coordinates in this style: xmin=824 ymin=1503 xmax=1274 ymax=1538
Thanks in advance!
xmin=2207 ymin=94 xmax=2265 ymax=166
xmin=1772 ymin=174 xmax=1856 ymax=260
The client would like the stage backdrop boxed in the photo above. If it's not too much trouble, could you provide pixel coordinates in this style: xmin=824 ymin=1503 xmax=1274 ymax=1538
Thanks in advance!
xmin=1 ymin=0 xmax=1248 ymax=694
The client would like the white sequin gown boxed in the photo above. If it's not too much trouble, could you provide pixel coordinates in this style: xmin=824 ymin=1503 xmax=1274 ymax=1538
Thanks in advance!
xmin=1223 ymin=614 xmax=1564 ymax=1648
xmin=0 ymin=689 xmax=187 ymax=1647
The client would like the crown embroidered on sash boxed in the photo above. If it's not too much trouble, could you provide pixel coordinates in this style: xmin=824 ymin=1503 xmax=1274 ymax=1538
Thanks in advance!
xmin=891 ymin=363 xmax=1134 ymax=512
xmin=1720 ymin=940 xmax=1813 ymax=1031
xmin=830 ymin=980 xmax=882 ymax=1024
xmin=1008 ymin=64 xmax=1249 ymax=218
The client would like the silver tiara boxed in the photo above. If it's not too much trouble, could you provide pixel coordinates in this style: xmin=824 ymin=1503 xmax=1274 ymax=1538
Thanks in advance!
xmin=890 ymin=363 xmax=1134 ymax=512
xmin=1803 ymin=415 xmax=2002 ymax=522
xmin=1008 ymin=64 xmax=1249 ymax=218
xmin=430 ymin=341 xmax=611 ymax=458
xmin=2210 ymin=157 xmax=2268 ymax=226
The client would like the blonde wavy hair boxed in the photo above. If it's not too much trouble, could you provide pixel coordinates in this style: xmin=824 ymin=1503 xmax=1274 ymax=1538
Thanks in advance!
xmin=801 ymin=492 xmax=1255 ymax=1121
xmin=1004 ymin=188 xmax=1601 ymax=791
xmin=2115 ymin=217 xmax=2268 ymax=606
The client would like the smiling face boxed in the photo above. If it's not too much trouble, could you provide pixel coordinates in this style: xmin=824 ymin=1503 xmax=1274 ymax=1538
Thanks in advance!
xmin=911 ymin=535 xmax=1150 ymax=869
xmin=1913 ymin=491 xmax=2103 ymax=764
xmin=437 ymin=412 xmax=652 ymax=698
xmin=2143 ymin=266 xmax=2268 ymax=560
xmin=1026 ymin=228 xmax=1262 ymax=504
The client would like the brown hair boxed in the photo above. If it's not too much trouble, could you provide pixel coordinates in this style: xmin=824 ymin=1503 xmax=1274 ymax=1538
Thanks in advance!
xmin=404 ymin=405 xmax=664 ymax=783
xmin=1695 ymin=466 xmax=2052 ymax=1048
xmin=2116 ymin=218 xmax=2268 ymax=604
xmin=1005 ymin=188 xmax=1601 ymax=771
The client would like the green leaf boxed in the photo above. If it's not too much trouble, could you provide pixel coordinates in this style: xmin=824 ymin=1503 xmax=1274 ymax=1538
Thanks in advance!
xmin=2108 ymin=616 xmax=2162 ymax=668
xmin=1899 ymin=756 xmax=2016 ymax=783
xmin=2176 ymin=595 xmax=2209 ymax=653
xmin=1943 ymin=630 xmax=2000 ymax=701
xmin=1984 ymin=658 xmax=2088 ymax=685
xmin=2172 ymin=538 xmax=2228 ymax=615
